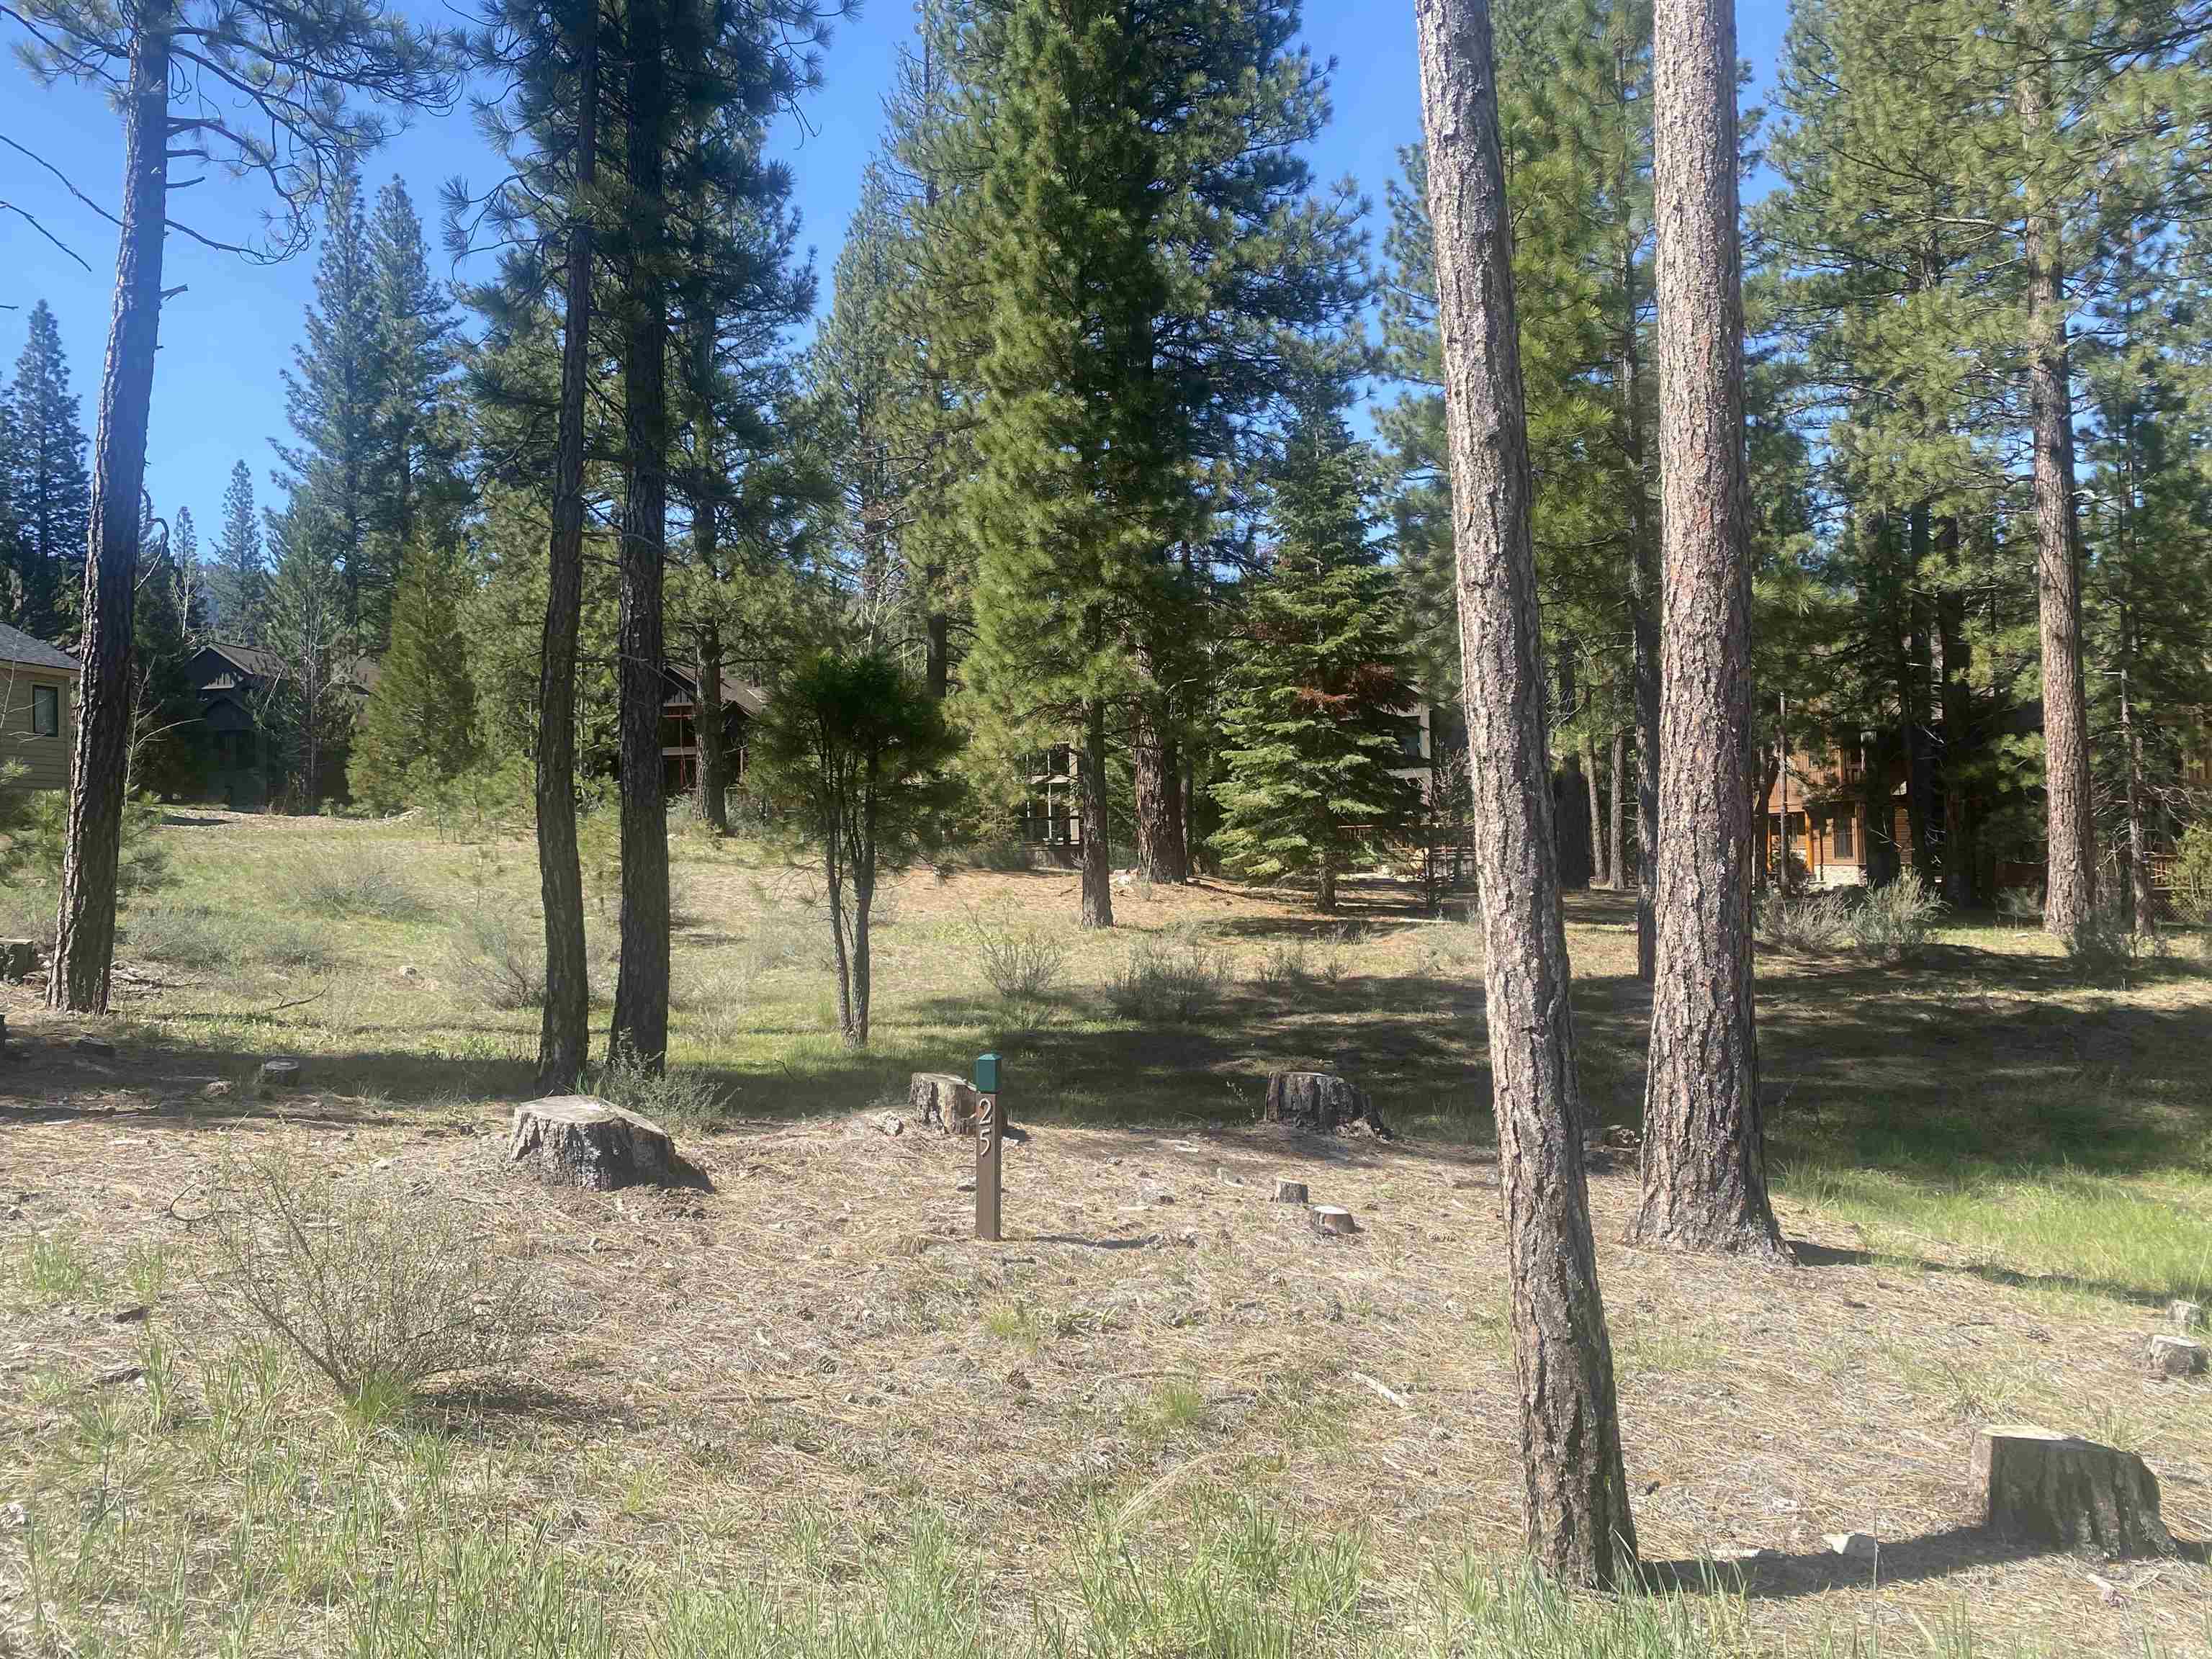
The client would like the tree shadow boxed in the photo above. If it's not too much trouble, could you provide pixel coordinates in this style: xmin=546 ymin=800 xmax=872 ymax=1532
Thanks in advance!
xmin=1642 ymin=1524 xmax=2208 ymax=1601
xmin=1787 ymin=1239 xmax=2189 ymax=1316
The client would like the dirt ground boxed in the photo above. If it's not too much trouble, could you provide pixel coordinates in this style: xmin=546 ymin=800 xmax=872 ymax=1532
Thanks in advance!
xmin=3 ymin=997 xmax=2208 ymax=1653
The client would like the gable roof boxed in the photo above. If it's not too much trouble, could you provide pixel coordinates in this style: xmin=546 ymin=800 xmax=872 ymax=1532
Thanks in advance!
xmin=191 ymin=641 xmax=379 ymax=693
xmin=0 ymin=621 xmax=78 ymax=674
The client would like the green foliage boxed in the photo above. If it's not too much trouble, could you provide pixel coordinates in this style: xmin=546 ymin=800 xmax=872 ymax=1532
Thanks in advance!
xmin=2173 ymin=824 xmax=2212 ymax=927
xmin=752 ymin=649 xmax=961 ymax=1044
xmin=1212 ymin=405 xmax=1419 ymax=910
xmin=3 ymin=300 xmax=90 ymax=639
xmin=967 ymin=909 xmax=1073 ymax=1006
xmin=2 ymin=786 xmax=169 ymax=903
xmin=1850 ymin=876 xmax=1942 ymax=964
xmin=349 ymin=539 xmax=480 ymax=811
xmin=210 ymin=461 xmax=265 ymax=643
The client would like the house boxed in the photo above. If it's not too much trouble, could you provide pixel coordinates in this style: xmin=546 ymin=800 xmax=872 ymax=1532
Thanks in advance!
xmin=0 ymin=621 xmax=77 ymax=791
xmin=188 ymin=642 xmax=378 ymax=809
xmin=1759 ymin=744 xmax=1878 ymax=888
xmin=659 ymin=666 xmax=765 ymax=795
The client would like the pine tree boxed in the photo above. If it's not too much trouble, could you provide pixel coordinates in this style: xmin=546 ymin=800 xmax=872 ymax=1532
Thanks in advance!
xmin=211 ymin=462 xmax=266 ymax=643
xmin=257 ymin=502 xmax=360 ymax=811
xmin=1213 ymin=406 xmax=1419 ymax=912
xmin=130 ymin=504 xmax=206 ymax=798
xmin=5 ymin=301 xmax=92 ymax=639
xmin=14 ymin=0 xmax=456 ymax=1011
xmin=347 ymin=539 xmax=480 ymax=810
xmin=277 ymin=159 xmax=388 ymax=639
xmin=364 ymin=176 xmax=464 ymax=653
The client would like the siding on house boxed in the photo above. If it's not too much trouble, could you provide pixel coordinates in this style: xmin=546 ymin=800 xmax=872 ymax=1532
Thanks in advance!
xmin=0 ymin=621 xmax=78 ymax=793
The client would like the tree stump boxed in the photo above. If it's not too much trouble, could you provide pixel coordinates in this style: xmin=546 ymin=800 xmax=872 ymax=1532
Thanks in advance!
xmin=257 ymin=1058 xmax=302 ymax=1091
xmin=1312 ymin=1204 xmax=1359 ymax=1236
xmin=510 ymin=1095 xmax=677 ymax=1191
xmin=0 ymin=940 xmax=36 ymax=981
xmin=909 ymin=1071 xmax=981 ymax=1136
xmin=1974 ymin=1426 xmax=2172 ymax=1557
xmin=1264 ymin=1071 xmax=1389 ymax=1138
xmin=2148 ymin=1335 xmax=2206 ymax=1377
xmin=1272 ymin=1178 xmax=1308 ymax=1204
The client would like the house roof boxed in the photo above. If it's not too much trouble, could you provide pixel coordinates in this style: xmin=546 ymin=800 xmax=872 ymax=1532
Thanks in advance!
xmin=192 ymin=641 xmax=379 ymax=693
xmin=0 ymin=621 xmax=78 ymax=673
xmin=664 ymin=665 xmax=765 ymax=716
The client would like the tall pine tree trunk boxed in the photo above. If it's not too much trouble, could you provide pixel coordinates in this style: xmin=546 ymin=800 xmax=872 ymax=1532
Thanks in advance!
xmin=1417 ymin=0 xmax=1636 ymax=1588
xmin=1936 ymin=518 xmax=1977 ymax=908
xmin=1903 ymin=503 xmax=1938 ymax=881
xmin=50 ymin=6 xmax=171 ymax=1015
xmin=1607 ymin=727 xmax=1628 ymax=891
xmin=695 ymin=620 xmax=729 ymax=835
xmin=1583 ymin=734 xmax=1606 ymax=886
xmin=2120 ymin=608 xmax=2154 ymax=933
xmin=1632 ymin=0 xmax=1789 ymax=1262
xmin=1133 ymin=659 xmax=1187 ymax=883
xmin=536 ymin=0 xmax=595 ymax=1089
xmin=611 ymin=0 xmax=671 ymax=1069
xmin=1079 ymin=700 xmax=1113 ymax=929
xmin=1620 ymin=233 xmax=1661 ymax=978
xmin=2019 ymin=61 xmax=2097 ymax=938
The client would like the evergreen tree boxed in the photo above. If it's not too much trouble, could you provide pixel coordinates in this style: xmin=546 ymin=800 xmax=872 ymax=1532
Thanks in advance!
xmin=347 ymin=539 xmax=480 ymax=810
xmin=130 ymin=504 xmax=206 ymax=798
xmin=276 ymin=159 xmax=388 ymax=639
xmin=1213 ymin=406 xmax=1419 ymax=912
xmin=211 ymin=462 xmax=266 ymax=643
xmin=257 ymin=503 xmax=361 ymax=813
xmin=5 ymin=300 xmax=92 ymax=639
xmin=14 ymin=0 xmax=457 ymax=1011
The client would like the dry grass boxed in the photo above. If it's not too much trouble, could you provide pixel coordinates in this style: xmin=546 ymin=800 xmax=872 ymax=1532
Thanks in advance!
xmin=0 ymin=814 xmax=2208 ymax=1655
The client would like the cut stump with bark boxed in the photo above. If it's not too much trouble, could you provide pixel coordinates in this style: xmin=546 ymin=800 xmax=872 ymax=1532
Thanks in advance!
xmin=511 ymin=1095 xmax=677 ymax=1191
xmin=1264 ymin=1071 xmax=1389 ymax=1138
xmin=0 ymin=940 xmax=36 ymax=981
xmin=1312 ymin=1205 xmax=1359 ymax=1237
xmin=909 ymin=1071 xmax=981 ymax=1136
xmin=1974 ymin=1426 xmax=2173 ymax=1558
xmin=257 ymin=1058 xmax=302 ymax=1091
xmin=1273 ymin=1179 xmax=1308 ymax=1204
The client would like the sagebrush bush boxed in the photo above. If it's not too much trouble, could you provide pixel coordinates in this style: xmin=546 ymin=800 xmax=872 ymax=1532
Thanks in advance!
xmin=1848 ymin=875 xmax=1941 ymax=963
xmin=447 ymin=904 xmax=547 ymax=1010
xmin=282 ymin=845 xmax=428 ymax=920
xmin=2066 ymin=902 xmax=2169 ymax=986
xmin=122 ymin=902 xmax=234 ymax=971
xmin=1255 ymin=938 xmax=1312 ymax=989
xmin=591 ymin=1044 xmax=733 ymax=1127
xmin=1109 ymin=933 xmax=1234 ymax=1023
xmin=966 ymin=835 xmax=1033 ymax=873
xmin=971 ymin=914 xmax=1073 ymax=1003
xmin=197 ymin=1139 xmax=545 ymax=1412
xmin=1755 ymin=888 xmax=1852 ymax=954
xmin=1995 ymin=885 xmax=2046 ymax=927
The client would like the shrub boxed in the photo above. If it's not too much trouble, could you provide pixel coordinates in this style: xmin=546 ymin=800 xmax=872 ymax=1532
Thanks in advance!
xmin=197 ymin=1138 xmax=546 ymax=1413
xmin=1995 ymin=885 xmax=2046 ymax=928
xmin=1754 ymin=888 xmax=1852 ymax=954
xmin=419 ymin=757 xmax=535 ymax=844
xmin=971 ymin=913 xmax=1073 ymax=1003
xmin=2066 ymin=902 xmax=2169 ymax=986
xmin=1255 ymin=938 xmax=1312 ymax=989
xmin=281 ymin=844 xmax=427 ymax=920
xmin=122 ymin=902 xmax=234 ymax=971
xmin=1109 ymin=932 xmax=1234 ymax=1023
xmin=1848 ymin=875 xmax=1941 ymax=963
xmin=590 ymin=1043 xmax=734 ymax=1128
xmin=253 ymin=920 xmax=336 ymax=973
xmin=2172 ymin=824 xmax=2212 ymax=927
xmin=966 ymin=835 xmax=1033 ymax=873
xmin=447 ymin=904 xmax=547 ymax=1010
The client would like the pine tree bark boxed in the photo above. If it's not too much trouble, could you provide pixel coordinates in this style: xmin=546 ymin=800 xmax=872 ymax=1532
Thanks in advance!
xmin=695 ymin=620 xmax=729 ymax=835
xmin=50 ymin=6 xmax=171 ymax=1015
xmin=1904 ymin=503 xmax=1938 ymax=881
xmin=1079 ymin=699 xmax=1114 ymax=929
xmin=1132 ymin=658 xmax=1187 ymax=882
xmin=536 ymin=0 xmax=596 ymax=1091
xmin=2019 ymin=62 xmax=2097 ymax=938
xmin=611 ymin=0 xmax=671 ymax=1069
xmin=2120 ymin=608 xmax=2154 ymax=932
xmin=1632 ymin=0 xmax=1789 ymax=1262
xmin=1936 ymin=518 xmax=1977 ymax=908
xmin=1417 ymin=0 xmax=1637 ymax=1588
xmin=1619 ymin=238 xmax=1661 ymax=977
xmin=1607 ymin=727 xmax=1628 ymax=891
xmin=1582 ymin=734 xmax=1606 ymax=886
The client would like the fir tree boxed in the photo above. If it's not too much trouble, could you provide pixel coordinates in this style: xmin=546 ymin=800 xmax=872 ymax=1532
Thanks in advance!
xmin=1212 ymin=405 xmax=1419 ymax=912
xmin=212 ymin=462 xmax=266 ymax=643
xmin=347 ymin=539 xmax=480 ymax=811
xmin=130 ymin=504 xmax=207 ymax=799
xmin=276 ymin=159 xmax=388 ymax=640
xmin=257 ymin=503 xmax=361 ymax=811
xmin=5 ymin=300 xmax=92 ymax=639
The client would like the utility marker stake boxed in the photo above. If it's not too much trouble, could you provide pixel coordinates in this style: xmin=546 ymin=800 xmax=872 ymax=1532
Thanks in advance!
xmin=974 ymin=1052 xmax=1003 ymax=1241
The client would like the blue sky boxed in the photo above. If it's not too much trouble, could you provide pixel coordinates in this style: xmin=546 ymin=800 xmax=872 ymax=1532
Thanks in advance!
xmin=0 ymin=2 xmax=1789 ymax=539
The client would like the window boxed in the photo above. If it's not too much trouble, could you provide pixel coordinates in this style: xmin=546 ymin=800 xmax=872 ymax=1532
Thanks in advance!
xmin=1395 ymin=717 xmax=1425 ymax=761
xmin=30 ymin=685 xmax=58 ymax=738
xmin=1833 ymin=811 xmax=1854 ymax=858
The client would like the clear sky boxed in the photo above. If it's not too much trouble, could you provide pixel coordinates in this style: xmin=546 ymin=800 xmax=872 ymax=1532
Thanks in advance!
xmin=0 ymin=2 xmax=1790 ymax=539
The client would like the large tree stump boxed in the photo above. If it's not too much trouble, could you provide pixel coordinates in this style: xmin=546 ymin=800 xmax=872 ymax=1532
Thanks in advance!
xmin=1974 ymin=1426 xmax=2172 ymax=1557
xmin=1264 ymin=1071 xmax=1389 ymax=1138
xmin=909 ymin=1071 xmax=981 ymax=1136
xmin=510 ymin=1095 xmax=676 ymax=1191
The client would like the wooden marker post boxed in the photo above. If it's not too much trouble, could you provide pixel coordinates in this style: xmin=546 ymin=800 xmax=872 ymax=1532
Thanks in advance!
xmin=974 ymin=1051 xmax=1002 ymax=1241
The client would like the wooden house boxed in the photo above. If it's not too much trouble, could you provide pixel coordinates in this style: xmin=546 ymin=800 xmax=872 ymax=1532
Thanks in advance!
xmin=0 ymin=622 xmax=77 ymax=792
xmin=187 ymin=642 xmax=379 ymax=809
xmin=658 ymin=667 xmax=765 ymax=796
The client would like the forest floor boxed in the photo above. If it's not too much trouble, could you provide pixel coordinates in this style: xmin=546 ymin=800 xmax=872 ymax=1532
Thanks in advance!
xmin=2 ymin=809 xmax=2211 ymax=1656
